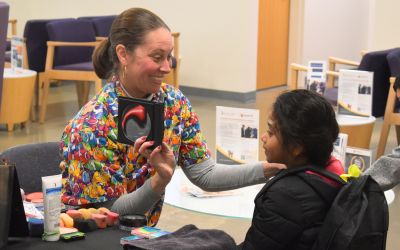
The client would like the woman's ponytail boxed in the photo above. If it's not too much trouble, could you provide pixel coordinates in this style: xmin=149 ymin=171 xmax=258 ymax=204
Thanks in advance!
xmin=92 ymin=38 xmax=113 ymax=80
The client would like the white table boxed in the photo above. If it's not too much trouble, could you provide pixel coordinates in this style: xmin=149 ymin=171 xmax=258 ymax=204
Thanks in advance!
xmin=165 ymin=168 xmax=396 ymax=219
xmin=336 ymin=114 xmax=376 ymax=149
xmin=1 ymin=68 xmax=37 ymax=131
xmin=165 ymin=168 xmax=263 ymax=219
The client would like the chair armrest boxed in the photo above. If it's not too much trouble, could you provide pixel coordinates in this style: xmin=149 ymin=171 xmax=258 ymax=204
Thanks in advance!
xmin=390 ymin=77 xmax=396 ymax=85
xmin=290 ymin=63 xmax=308 ymax=71
xmin=45 ymin=41 xmax=100 ymax=71
xmin=327 ymin=57 xmax=359 ymax=88
xmin=290 ymin=63 xmax=308 ymax=89
xmin=47 ymin=41 xmax=100 ymax=47
xmin=290 ymin=63 xmax=339 ymax=90
xmin=96 ymin=36 xmax=107 ymax=41
xmin=8 ymin=19 xmax=17 ymax=36
xmin=328 ymin=56 xmax=359 ymax=69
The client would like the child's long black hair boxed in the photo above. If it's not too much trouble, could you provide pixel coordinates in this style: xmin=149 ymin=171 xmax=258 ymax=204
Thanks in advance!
xmin=273 ymin=90 xmax=339 ymax=167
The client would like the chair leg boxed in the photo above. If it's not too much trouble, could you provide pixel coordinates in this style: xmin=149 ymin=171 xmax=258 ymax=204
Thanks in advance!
xmin=396 ymin=125 xmax=400 ymax=145
xmin=30 ymin=98 xmax=36 ymax=122
xmin=39 ymin=77 xmax=50 ymax=124
xmin=376 ymin=121 xmax=391 ymax=159
xmin=76 ymin=82 xmax=84 ymax=107
xmin=30 ymin=75 xmax=39 ymax=122
xmin=81 ymin=82 xmax=90 ymax=106
xmin=76 ymin=82 xmax=90 ymax=107
xmin=7 ymin=122 xmax=14 ymax=132
xmin=94 ymin=79 xmax=102 ymax=94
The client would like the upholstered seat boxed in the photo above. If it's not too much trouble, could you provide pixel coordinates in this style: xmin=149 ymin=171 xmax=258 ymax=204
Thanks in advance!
xmin=357 ymin=49 xmax=400 ymax=117
xmin=0 ymin=2 xmax=9 ymax=106
xmin=53 ymin=61 xmax=94 ymax=71
xmin=38 ymin=19 xmax=102 ymax=123
xmin=0 ymin=142 xmax=61 ymax=193
xmin=23 ymin=19 xmax=75 ymax=72
xmin=79 ymin=15 xmax=116 ymax=37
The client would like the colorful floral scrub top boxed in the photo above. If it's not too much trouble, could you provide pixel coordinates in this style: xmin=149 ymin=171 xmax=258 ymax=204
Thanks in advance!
xmin=60 ymin=77 xmax=211 ymax=225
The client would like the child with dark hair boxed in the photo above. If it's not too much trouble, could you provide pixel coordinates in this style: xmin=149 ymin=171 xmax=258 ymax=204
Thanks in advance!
xmin=241 ymin=89 xmax=345 ymax=249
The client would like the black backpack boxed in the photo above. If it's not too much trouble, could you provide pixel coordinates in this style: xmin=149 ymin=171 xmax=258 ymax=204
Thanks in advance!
xmin=279 ymin=166 xmax=389 ymax=250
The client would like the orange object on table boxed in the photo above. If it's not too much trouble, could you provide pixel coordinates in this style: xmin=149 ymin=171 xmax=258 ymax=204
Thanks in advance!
xmin=25 ymin=192 xmax=43 ymax=202
xmin=105 ymin=211 xmax=119 ymax=226
xmin=91 ymin=214 xmax=107 ymax=229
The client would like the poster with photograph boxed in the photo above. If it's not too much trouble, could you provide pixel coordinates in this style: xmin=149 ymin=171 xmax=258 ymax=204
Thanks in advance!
xmin=338 ymin=69 xmax=373 ymax=117
xmin=344 ymin=147 xmax=373 ymax=172
xmin=332 ymin=133 xmax=348 ymax=165
xmin=11 ymin=37 xmax=24 ymax=73
xmin=305 ymin=61 xmax=327 ymax=95
xmin=216 ymin=106 xmax=259 ymax=165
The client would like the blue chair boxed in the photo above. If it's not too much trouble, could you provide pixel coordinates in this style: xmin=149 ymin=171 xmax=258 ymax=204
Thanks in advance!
xmin=39 ymin=19 xmax=102 ymax=123
xmin=4 ymin=19 xmax=16 ymax=65
xmin=328 ymin=48 xmax=400 ymax=117
xmin=0 ymin=142 xmax=61 ymax=193
xmin=23 ymin=18 xmax=75 ymax=73
xmin=78 ymin=15 xmax=116 ymax=37
xmin=376 ymin=49 xmax=400 ymax=157
xmin=23 ymin=18 xmax=76 ymax=120
xmin=357 ymin=49 xmax=400 ymax=117
xmin=0 ymin=2 xmax=9 ymax=107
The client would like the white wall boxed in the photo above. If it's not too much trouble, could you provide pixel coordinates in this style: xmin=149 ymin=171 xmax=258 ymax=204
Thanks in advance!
xmin=371 ymin=0 xmax=400 ymax=50
xmin=4 ymin=0 xmax=259 ymax=93
xmin=6 ymin=0 xmax=397 ymax=93
xmin=301 ymin=0 xmax=372 ymax=64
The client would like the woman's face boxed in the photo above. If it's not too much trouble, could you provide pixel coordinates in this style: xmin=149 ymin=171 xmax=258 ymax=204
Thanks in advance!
xmin=261 ymin=113 xmax=287 ymax=164
xmin=123 ymin=27 xmax=173 ymax=98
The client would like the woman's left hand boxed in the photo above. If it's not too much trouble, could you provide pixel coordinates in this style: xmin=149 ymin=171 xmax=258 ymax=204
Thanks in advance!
xmin=262 ymin=161 xmax=287 ymax=179
xmin=148 ymin=142 xmax=176 ymax=194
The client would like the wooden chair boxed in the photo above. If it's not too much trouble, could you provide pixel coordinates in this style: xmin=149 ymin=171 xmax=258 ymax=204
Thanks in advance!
xmin=289 ymin=63 xmax=338 ymax=90
xmin=7 ymin=19 xmax=16 ymax=38
xmin=4 ymin=19 xmax=17 ymax=68
xmin=39 ymin=19 xmax=102 ymax=123
xmin=327 ymin=48 xmax=400 ymax=117
xmin=376 ymin=77 xmax=400 ymax=158
xmin=327 ymin=57 xmax=359 ymax=88
xmin=289 ymin=63 xmax=375 ymax=149
xmin=163 ymin=32 xmax=180 ymax=89
xmin=78 ymin=15 xmax=116 ymax=37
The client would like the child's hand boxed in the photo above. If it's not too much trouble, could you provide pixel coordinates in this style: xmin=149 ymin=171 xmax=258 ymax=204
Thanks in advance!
xmin=262 ymin=162 xmax=287 ymax=179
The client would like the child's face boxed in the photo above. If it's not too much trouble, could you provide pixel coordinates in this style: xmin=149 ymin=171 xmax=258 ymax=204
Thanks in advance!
xmin=261 ymin=114 xmax=287 ymax=164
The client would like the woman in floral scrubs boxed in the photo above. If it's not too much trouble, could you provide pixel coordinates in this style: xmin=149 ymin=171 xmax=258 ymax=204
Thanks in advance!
xmin=60 ymin=8 xmax=285 ymax=226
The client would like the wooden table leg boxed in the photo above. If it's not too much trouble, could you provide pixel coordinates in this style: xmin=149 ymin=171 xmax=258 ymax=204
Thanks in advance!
xmin=7 ymin=122 xmax=14 ymax=132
